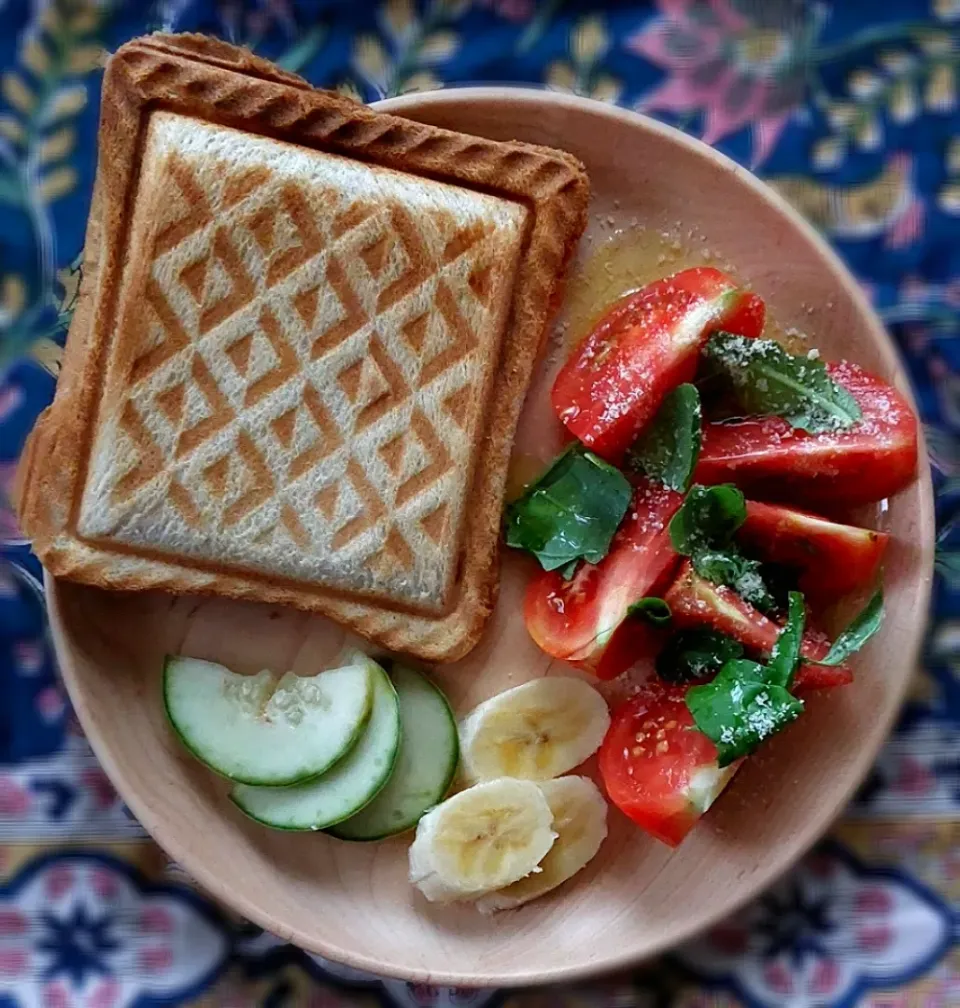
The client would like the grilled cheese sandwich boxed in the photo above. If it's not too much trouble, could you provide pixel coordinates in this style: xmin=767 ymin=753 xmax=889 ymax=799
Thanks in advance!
xmin=15 ymin=33 xmax=589 ymax=661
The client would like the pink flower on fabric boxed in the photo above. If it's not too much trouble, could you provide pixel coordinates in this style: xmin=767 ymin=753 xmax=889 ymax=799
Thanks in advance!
xmin=4 ymin=853 xmax=228 ymax=1005
xmin=15 ymin=639 xmax=44 ymax=674
xmin=0 ymin=777 xmax=30 ymax=817
xmin=676 ymin=845 xmax=953 ymax=1007
xmin=87 ymin=978 xmax=121 ymax=1008
xmin=36 ymin=686 xmax=66 ymax=724
xmin=477 ymin=0 xmax=535 ymax=23
xmin=80 ymin=768 xmax=119 ymax=811
xmin=0 ymin=383 xmax=22 ymax=421
xmin=44 ymin=864 xmax=74 ymax=900
xmin=0 ymin=461 xmax=26 ymax=546
xmin=628 ymin=0 xmax=810 ymax=167
xmin=87 ymin=866 xmax=121 ymax=902
xmin=138 ymin=906 xmax=175 ymax=935
xmin=217 ymin=0 xmax=295 ymax=40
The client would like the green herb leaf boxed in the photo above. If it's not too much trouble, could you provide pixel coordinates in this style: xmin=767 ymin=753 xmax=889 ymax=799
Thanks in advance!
xmin=687 ymin=661 xmax=805 ymax=767
xmin=627 ymin=597 xmax=672 ymax=626
xmin=656 ymin=630 xmax=745 ymax=685
xmin=504 ymin=444 xmax=632 ymax=572
xmin=694 ymin=551 xmax=776 ymax=612
xmin=813 ymin=589 xmax=884 ymax=666
xmin=557 ymin=559 xmax=581 ymax=581
xmin=668 ymin=484 xmax=747 ymax=556
xmin=704 ymin=331 xmax=862 ymax=433
xmin=627 ymin=383 xmax=702 ymax=492
xmin=767 ymin=591 xmax=806 ymax=687
xmin=669 ymin=484 xmax=777 ymax=609
xmin=684 ymin=597 xmax=808 ymax=764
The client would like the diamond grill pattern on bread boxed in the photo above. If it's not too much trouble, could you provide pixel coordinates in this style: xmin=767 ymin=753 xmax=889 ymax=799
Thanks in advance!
xmin=15 ymin=34 xmax=589 ymax=660
xmin=77 ymin=113 xmax=527 ymax=611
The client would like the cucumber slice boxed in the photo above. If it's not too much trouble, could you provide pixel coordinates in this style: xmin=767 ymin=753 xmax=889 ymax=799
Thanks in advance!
xmin=163 ymin=655 xmax=372 ymax=786
xmin=329 ymin=665 xmax=458 ymax=841
xmin=231 ymin=657 xmax=401 ymax=830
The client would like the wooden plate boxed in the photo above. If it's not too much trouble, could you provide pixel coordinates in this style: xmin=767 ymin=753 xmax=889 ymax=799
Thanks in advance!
xmin=48 ymin=89 xmax=934 ymax=987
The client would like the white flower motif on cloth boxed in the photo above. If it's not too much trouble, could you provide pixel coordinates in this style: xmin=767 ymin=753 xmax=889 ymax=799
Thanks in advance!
xmin=0 ymin=734 xmax=146 ymax=843
xmin=675 ymin=843 xmax=954 ymax=1008
xmin=0 ymin=852 xmax=228 ymax=1008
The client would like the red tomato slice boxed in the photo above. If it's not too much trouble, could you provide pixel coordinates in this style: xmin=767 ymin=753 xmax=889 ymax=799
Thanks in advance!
xmin=739 ymin=500 xmax=889 ymax=603
xmin=722 ymin=291 xmax=765 ymax=340
xmin=695 ymin=361 xmax=918 ymax=507
xmin=598 ymin=681 xmax=740 ymax=846
xmin=523 ymin=481 xmax=683 ymax=680
xmin=663 ymin=561 xmax=853 ymax=692
xmin=552 ymin=268 xmax=765 ymax=461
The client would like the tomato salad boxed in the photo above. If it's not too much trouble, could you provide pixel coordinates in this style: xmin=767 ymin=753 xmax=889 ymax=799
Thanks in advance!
xmin=506 ymin=266 xmax=918 ymax=847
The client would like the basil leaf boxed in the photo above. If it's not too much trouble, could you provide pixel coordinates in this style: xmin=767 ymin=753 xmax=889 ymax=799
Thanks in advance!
xmin=557 ymin=559 xmax=581 ymax=581
xmin=627 ymin=597 xmax=672 ymax=626
xmin=670 ymin=484 xmax=776 ymax=608
xmin=704 ymin=331 xmax=862 ymax=433
xmin=686 ymin=661 xmax=805 ymax=767
xmin=627 ymin=383 xmax=702 ymax=492
xmin=813 ymin=589 xmax=884 ymax=666
xmin=767 ymin=591 xmax=806 ymax=687
xmin=656 ymin=630 xmax=744 ymax=685
xmin=694 ymin=551 xmax=776 ymax=613
xmin=504 ymin=444 xmax=632 ymax=572
xmin=668 ymin=484 xmax=747 ymax=556
xmin=684 ymin=591 xmax=808 ymax=763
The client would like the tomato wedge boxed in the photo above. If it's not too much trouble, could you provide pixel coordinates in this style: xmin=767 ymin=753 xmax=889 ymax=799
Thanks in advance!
xmin=523 ymin=481 xmax=683 ymax=680
xmin=695 ymin=361 xmax=918 ymax=507
xmin=739 ymin=500 xmax=888 ymax=604
xmin=720 ymin=291 xmax=765 ymax=339
xmin=598 ymin=681 xmax=739 ymax=846
xmin=663 ymin=561 xmax=853 ymax=692
xmin=552 ymin=268 xmax=765 ymax=461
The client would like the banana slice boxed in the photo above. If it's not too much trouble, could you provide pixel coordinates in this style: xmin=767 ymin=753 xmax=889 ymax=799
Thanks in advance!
xmin=408 ymin=778 xmax=556 ymax=903
xmin=459 ymin=677 xmax=610 ymax=783
xmin=476 ymin=776 xmax=608 ymax=913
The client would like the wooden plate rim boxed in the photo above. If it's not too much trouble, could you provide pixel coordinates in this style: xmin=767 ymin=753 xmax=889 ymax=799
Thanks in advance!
xmin=46 ymin=86 xmax=935 ymax=987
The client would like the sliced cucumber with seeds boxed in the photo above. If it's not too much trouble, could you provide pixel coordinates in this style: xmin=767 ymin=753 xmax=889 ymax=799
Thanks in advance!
xmin=329 ymin=665 xmax=459 ymax=841
xmin=231 ymin=656 xmax=401 ymax=830
xmin=163 ymin=655 xmax=372 ymax=786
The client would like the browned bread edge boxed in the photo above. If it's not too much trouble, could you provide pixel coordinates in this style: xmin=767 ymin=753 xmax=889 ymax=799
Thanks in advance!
xmin=16 ymin=33 xmax=589 ymax=663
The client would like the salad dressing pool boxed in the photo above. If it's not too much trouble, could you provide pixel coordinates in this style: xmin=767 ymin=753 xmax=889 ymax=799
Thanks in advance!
xmin=560 ymin=226 xmax=810 ymax=356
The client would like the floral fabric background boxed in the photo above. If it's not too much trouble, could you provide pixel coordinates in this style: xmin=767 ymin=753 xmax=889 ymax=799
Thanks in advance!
xmin=0 ymin=1 xmax=958 ymax=1006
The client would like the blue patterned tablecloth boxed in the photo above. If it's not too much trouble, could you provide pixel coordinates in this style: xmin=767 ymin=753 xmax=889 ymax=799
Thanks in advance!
xmin=1 ymin=2 xmax=958 ymax=1006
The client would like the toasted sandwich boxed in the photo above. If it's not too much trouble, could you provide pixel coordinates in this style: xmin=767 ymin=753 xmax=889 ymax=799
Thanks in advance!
xmin=15 ymin=33 xmax=589 ymax=662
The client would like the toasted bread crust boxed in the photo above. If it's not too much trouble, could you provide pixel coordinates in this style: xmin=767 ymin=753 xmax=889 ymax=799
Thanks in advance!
xmin=16 ymin=33 xmax=589 ymax=663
